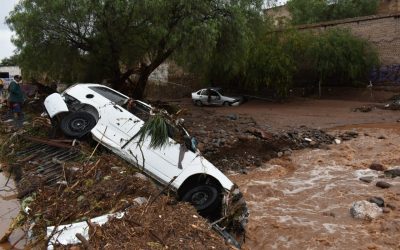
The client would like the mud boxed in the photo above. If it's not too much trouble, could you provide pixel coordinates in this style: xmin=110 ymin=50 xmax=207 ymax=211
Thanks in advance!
xmin=177 ymin=98 xmax=400 ymax=132
xmin=176 ymin=97 xmax=400 ymax=249
xmin=230 ymin=128 xmax=400 ymax=249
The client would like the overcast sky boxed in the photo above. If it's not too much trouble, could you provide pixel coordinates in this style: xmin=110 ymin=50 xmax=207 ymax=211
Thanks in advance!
xmin=0 ymin=0 xmax=19 ymax=61
xmin=0 ymin=0 xmax=288 ymax=61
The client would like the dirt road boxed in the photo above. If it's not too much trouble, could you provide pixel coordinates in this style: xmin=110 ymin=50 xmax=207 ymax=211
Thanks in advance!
xmin=181 ymin=98 xmax=399 ymax=131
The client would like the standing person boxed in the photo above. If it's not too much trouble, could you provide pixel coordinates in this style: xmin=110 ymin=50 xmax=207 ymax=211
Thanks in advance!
xmin=0 ymin=79 xmax=4 ymax=104
xmin=8 ymin=75 xmax=24 ymax=129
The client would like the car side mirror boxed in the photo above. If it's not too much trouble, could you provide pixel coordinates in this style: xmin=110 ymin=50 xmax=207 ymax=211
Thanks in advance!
xmin=184 ymin=135 xmax=198 ymax=152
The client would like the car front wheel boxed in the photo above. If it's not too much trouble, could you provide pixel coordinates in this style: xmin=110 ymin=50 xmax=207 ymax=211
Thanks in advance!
xmin=60 ymin=112 xmax=96 ymax=138
xmin=182 ymin=185 xmax=220 ymax=216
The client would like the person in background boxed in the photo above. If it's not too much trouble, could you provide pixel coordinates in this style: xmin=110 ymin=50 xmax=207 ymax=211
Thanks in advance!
xmin=0 ymin=79 xmax=4 ymax=104
xmin=8 ymin=75 xmax=25 ymax=129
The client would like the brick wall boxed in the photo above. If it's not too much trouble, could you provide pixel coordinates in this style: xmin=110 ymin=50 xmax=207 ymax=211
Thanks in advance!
xmin=297 ymin=13 xmax=400 ymax=65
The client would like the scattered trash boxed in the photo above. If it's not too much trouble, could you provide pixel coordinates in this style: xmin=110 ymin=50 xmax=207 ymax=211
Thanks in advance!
xmin=339 ymin=131 xmax=358 ymax=141
xmin=133 ymin=197 xmax=148 ymax=206
xmin=46 ymin=212 xmax=125 ymax=249
xmin=353 ymin=106 xmax=373 ymax=112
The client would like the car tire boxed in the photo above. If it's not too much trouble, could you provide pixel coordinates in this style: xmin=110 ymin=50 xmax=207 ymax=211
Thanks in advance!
xmin=195 ymin=100 xmax=203 ymax=106
xmin=182 ymin=185 xmax=220 ymax=216
xmin=60 ymin=112 xmax=96 ymax=138
xmin=223 ymin=101 xmax=230 ymax=106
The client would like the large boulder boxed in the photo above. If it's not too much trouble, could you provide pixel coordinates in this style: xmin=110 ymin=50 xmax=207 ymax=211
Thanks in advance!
xmin=350 ymin=200 xmax=382 ymax=220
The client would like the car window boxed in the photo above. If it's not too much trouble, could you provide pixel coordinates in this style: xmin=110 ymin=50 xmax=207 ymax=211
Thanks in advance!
xmin=88 ymin=86 xmax=128 ymax=105
xmin=129 ymin=101 xmax=151 ymax=121
xmin=210 ymin=90 xmax=219 ymax=96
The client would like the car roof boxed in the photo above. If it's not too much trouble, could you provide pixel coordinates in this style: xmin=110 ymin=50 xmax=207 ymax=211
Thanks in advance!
xmin=201 ymin=87 xmax=222 ymax=91
xmin=66 ymin=83 xmax=130 ymax=99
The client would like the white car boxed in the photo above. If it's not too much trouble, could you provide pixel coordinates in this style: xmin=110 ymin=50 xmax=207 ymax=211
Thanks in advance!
xmin=191 ymin=87 xmax=242 ymax=106
xmin=44 ymin=83 xmax=248 ymax=245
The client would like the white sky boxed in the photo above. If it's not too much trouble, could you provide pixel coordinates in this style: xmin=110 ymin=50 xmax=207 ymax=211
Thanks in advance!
xmin=0 ymin=0 xmax=288 ymax=61
xmin=0 ymin=0 xmax=19 ymax=61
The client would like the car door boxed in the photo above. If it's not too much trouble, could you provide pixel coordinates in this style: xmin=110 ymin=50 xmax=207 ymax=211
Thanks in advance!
xmin=208 ymin=90 xmax=220 ymax=105
xmin=199 ymin=89 xmax=209 ymax=104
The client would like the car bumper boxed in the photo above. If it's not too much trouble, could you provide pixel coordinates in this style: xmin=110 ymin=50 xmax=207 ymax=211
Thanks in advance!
xmin=44 ymin=93 xmax=69 ymax=118
xmin=219 ymin=185 xmax=249 ymax=246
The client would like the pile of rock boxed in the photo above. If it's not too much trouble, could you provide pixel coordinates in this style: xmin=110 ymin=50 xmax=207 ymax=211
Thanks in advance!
xmin=352 ymin=163 xmax=399 ymax=220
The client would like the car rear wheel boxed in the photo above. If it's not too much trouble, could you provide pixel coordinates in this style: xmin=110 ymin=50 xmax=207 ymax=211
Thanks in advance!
xmin=60 ymin=112 xmax=96 ymax=138
xmin=195 ymin=100 xmax=203 ymax=106
xmin=182 ymin=185 xmax=220 ymax=216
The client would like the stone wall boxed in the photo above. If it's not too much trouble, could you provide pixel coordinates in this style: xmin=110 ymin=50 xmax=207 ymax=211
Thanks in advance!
xmin=297 ymin=13 xmax=400 ymax=65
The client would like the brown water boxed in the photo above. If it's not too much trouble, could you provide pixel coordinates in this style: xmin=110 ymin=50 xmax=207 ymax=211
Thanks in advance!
xmin=231 ymin=127 xmax=400 ymax=249
xmin=0 ymin=171 xmax=23 ymax=250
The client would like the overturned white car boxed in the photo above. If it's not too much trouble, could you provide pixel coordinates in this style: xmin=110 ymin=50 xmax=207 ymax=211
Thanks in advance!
xmin=44 ymin=83 xmax=248 ymax=246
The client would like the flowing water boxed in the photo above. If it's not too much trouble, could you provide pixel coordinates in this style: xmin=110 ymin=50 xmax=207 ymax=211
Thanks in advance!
xmin=231 ymin=127 xmax=400 ymax=249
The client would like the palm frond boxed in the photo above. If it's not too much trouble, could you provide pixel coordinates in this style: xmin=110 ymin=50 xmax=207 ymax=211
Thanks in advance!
xmin=133 ymin=113 xmax=170 ymax=149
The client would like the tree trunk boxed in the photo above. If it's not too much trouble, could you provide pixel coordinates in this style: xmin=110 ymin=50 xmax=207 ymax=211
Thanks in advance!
xmin=318 ymin=79 xmax=322 ymax=98
xmin=132 ymin=67 xmax=151 ymax=99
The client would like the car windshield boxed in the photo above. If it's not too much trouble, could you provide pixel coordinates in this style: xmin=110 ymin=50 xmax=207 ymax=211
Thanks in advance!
xmin=214 ymin=89 xmax=223 ymax=95
xmin=88 ymin=86 xmax=128 ymax=105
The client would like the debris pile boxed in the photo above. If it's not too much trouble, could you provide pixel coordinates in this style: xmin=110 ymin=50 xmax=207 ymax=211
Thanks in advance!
xmin=89 ymin=196 xmax=229 ymax=249
xmin=182 ymin=110 xmax=336 ymax=172
xmin=384 ymin=95 xmax=400 ymax=110
xmin=0 ymin=117 xmax=228 ymax=249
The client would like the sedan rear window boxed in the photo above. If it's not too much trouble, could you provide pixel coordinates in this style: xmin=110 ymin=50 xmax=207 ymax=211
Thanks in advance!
xmin=89 ymin=86 xmax=128 ymax=105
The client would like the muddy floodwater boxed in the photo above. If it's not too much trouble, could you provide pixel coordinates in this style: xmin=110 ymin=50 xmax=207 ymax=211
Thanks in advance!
xmin=231 ymin=126 xmax=400 ymax=249
xmin=0 ymin=172 xmax=23 ymax=250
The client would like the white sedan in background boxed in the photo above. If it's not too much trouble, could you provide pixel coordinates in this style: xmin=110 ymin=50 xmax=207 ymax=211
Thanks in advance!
xmin=191 ymin=87 xmax=243 ymax=106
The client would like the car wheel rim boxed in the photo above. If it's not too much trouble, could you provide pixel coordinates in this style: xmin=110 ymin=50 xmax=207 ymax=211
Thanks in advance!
xmin=70 ymin=118 xmax=88 ymax=131
xmin=191 ymin=191 xmax=209 ymax=206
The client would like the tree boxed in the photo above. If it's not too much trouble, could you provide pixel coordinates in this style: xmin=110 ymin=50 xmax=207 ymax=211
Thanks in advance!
xmin=7 ymin=0 xmax=262 ymax=98
xmin=0 ymin=55 xmax=18 ymax=66
xmin=204 ymin=20 xmax=379 ymax=98
xmin=287 ymin=0 xmax=379 ymax=25
xmin=241 ymin=25 xmax=304 ymax=96
xmin=306 ymin=28 xmax=379 ymax=96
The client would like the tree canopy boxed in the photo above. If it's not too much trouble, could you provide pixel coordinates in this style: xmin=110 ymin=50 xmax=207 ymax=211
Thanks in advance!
xmin=7 ymin=0 xmax=262 ymax=98
xmin=204 ymin=19 xmax=379 ymax=97
xmin=287 ymin=0 xmax=380 ymax=25
xmin=0 ymin=55 xmax=18 ymax=66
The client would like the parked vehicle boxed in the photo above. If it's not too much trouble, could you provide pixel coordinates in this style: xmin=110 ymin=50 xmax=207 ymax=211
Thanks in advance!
xmin=191 ymin=87 xmax=243 ymax=106
xmin=44 ymin=83 xmax=248 ymax=246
